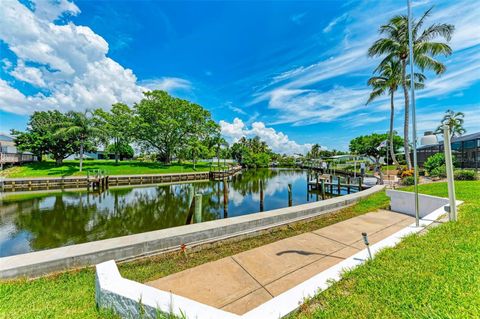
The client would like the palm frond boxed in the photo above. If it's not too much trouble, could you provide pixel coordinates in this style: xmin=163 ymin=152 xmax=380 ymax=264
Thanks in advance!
xmin=367 ymin=76 xmax=388 ymax=86
xmin=415 ymin=41 xmax=452 ymax=57
xmin=413 ymin=6 xmax=433 ymax=37
xmin=368 ymin=39 xmax=400 ymax=57
xmin=414 ymin=54 xmax=446 ymax=74
xmin=366 ymin=88 xmax=386 ymax=105
xmin=417 ymin=23 xmax=454 ymax=42
xmin=374 ymin=54 xmax=400 ymax=73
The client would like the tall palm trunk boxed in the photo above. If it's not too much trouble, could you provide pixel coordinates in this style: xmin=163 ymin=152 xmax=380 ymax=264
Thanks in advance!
xmin=79 ymin=140 xmax=84 ymax=172
xmin=389 ymin=90 xmax=399 ymax=166
xmin=401 ymin=59 xmax=412 ymax=169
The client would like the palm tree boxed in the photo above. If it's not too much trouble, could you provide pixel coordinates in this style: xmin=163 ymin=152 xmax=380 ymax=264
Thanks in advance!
xmin=368 ymin=7 xmax=454 ymax=169
xmin=187 ymin=138 xmax=203 ymax=170
xmin=435 ymin=109 xmax=466 ymax=138
xmin=211 ymin=134 xmax=228 ymax=169
xmin=366 ymin=59 xmax=425 ymax=166
xmin=310 ymin=144 xmax=321 ymax=159
xmin=56 ymin=111 xmax=103 ymax=172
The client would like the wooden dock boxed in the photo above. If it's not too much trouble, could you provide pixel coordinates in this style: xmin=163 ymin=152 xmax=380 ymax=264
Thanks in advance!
xmin=209 ymin=166 xmax=243 ymax=181
xmin=306 ymin=173 xmax=366 ymax=197
xmin=86 ymin=170 xmax=109 ymax=191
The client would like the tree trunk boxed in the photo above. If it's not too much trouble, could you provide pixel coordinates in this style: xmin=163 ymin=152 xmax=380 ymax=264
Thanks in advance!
xmin=79 ymin=141 xmax=84 ymax=172
xmin=115 ymin=138 xmax=119 ymax=164
xmin=55 ymin=157 xmax=63 ymax=165
xmin=193 ymin=151 xmax=196 ymax=170
xmin=389 ymin=91 xmax=399 ymax=166
xmin=401 ymin=59 xmax=412 ymax=169
xmin=376 ymin=158 xmax=384 ymax=185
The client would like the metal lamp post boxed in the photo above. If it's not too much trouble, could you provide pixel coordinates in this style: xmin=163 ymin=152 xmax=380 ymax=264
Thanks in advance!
xmin=443 ymin=125 xmax=457 ymax=221
xmin=408 ymin=0 xmax=420 ymax=227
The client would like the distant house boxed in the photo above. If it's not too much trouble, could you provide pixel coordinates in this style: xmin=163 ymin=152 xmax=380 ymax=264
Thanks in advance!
xmin=417 ymin=131 xmax=480 ymax=170
xmin=0 ymin=134 xmax=36 ymax=167
xmin=66 ymin=150 xmax=133 ymax=161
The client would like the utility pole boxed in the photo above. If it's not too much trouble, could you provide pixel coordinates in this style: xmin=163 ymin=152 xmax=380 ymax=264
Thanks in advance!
xmin=408 ymin=0 xmax=420 ymax=227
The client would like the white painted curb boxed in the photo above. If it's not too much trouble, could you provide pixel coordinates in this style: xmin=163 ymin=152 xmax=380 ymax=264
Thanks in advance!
xmin=96 ymin=198 xmax=462 ymax=319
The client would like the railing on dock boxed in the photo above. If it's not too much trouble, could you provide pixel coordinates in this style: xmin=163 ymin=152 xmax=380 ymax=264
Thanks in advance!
xmin=209 ymin=165 xmax=242 ymax=181
xmin=86 ymin=169 xmax=109 ymax=191
xmin=306 ymin=172 xmax=368 ymax=198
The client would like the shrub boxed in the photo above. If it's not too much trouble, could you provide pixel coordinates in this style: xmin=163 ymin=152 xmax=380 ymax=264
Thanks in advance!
xmin=402 ymin=176 xmax=415 ymax=185
xmin=454 ymin=169 xmax=477 ymax=180
xmin=424 ymin=153 xmax=457 ymax=176
xmin=397 ymin=167 xmax=414 ymax=178
xmin=430 ymin=165 xmax=447 ymax=178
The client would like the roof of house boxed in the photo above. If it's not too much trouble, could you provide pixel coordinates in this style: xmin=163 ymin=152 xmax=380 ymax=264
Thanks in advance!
xmin=450 ymin=131 xmax=480 ymax=143
xmin=418 ymin=131 xmax=479 ymax=149
xmin=0 ymin=134 xmax=14 ymax=142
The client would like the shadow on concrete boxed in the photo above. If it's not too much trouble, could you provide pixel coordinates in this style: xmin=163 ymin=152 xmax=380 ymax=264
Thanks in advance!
xmin=276 ymin=250 xmax=324 ymax=256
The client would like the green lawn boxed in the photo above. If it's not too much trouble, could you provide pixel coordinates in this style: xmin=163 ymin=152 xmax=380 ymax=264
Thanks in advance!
xmin=2 ymin=182 xmax=478 ymax=319
xmin=0 ymin=191 xmax=389 ymax=319
xmin=291 ymin=181 xmax=480 ymax=319
xmin=0 ymin=160 xmax=223 ymax=178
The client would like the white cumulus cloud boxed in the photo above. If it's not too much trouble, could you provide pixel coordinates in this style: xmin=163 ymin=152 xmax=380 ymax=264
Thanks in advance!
xmin=220 ymin=118 xmax=312 ymax=155
xmin=0 ymin=0 xmax=189 ymax=115
xmin=139 ymin=77 xmax=192 ymax=92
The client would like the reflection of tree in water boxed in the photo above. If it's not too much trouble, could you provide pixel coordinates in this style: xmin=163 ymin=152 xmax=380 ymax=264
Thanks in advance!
xmin=14 ymin=194 xmax=97 ymax=250
xmin=8 ymin=169 xmax=307 ymax=253
xmin=12 ymin=183 xmax=222 ymax=251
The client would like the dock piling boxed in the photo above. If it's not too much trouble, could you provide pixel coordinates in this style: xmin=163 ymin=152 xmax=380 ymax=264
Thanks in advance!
xmin=288 ymin=183 xmax=292 ymax=207
xmin=260 ymin=180 xmax=264 ymax=212
xmin=223 ymin=178 xmax=229 ymax=218
xmin=194 ymin=194 xmax=202 ymax=223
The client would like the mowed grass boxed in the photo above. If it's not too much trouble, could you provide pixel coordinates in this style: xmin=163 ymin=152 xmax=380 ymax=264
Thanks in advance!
xmin=0 ymin=160 xmax=217 ymax=178
xmin=0 ymin=191 xmax=390 ymax=319
xmin=291 ymin=181 xmax=480 ymax=319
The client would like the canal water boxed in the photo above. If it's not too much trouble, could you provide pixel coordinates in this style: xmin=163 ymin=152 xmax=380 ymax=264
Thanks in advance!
xmin=0 ymin=168 xmax=357 ymax=257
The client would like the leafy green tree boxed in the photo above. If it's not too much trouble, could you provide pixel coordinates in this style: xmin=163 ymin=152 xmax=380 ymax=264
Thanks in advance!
xmin=134 ymin=90 xmax=218 ymax=163
xmin=11 ymin=111 xmax=78 ymax=165
xmin=349 ymin=133 xmax=403 ymax=183
xmin=56 ymin=111 xmax=103 ymax=171
xmin=230 ymin=136 xmax=273 ymax=168
xmin=94 ymin=103 xmax=135 ymax=164
xmin=368 ymin=7 xmax=454 ymax=169
xmin=434 ymin=109 xmax=466 ymax=138
xmin=184 ymin=138 xmax=209 ymax=170
xmin=242 ymin=152 xmax=270 ymax=168
xmin=367 ymin=59 xmax=425 ymax=166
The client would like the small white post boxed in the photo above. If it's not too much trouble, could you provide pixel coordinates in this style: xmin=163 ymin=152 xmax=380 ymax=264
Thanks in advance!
xmin=443 ymin=125 xmax=457 ymax=221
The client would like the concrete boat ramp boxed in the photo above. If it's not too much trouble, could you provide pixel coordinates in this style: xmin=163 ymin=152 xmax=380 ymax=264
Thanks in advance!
xmin=145 ymin=209 xmax=414 ymax=315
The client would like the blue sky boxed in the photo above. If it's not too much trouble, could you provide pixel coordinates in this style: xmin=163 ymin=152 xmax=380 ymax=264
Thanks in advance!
xmin=0 ymin=0 xmax=479 ymax=153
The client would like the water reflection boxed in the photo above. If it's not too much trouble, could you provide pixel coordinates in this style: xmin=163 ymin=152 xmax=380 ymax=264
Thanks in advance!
xmin=0 ymin=169 xmax=351 ymax=257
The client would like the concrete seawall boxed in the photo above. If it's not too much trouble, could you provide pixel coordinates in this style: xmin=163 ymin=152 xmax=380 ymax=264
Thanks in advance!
xmin=0 ymin=185 xmax=384 ymax=279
